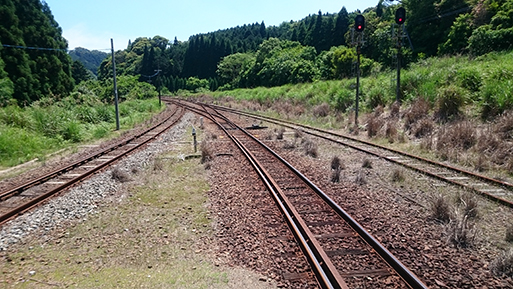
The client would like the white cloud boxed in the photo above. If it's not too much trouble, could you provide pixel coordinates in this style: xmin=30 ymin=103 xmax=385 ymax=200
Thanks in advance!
xmin=63 ymin=24 xmax=128 ymax=51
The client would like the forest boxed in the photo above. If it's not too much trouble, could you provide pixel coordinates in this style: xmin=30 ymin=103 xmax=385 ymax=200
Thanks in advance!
xmin=1 ymin=0 xmax=513 ymax=106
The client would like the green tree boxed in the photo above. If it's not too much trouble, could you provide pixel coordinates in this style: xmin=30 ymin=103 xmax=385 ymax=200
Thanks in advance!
xmin=216 ymin=52 xmax=255 ymax=88
xmin=0 ymin=0 xmax=73 ymax=104
xmin=71 ymin=60 xmax=92 ymax=84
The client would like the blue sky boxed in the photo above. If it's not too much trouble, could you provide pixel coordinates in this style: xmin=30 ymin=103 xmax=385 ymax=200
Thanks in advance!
xmin=44 ymin=0 xmax=379 ymax=51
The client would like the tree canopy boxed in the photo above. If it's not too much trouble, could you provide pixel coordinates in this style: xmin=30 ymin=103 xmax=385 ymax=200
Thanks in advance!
xmin=0 ymin=0 xmax=73 ymax=105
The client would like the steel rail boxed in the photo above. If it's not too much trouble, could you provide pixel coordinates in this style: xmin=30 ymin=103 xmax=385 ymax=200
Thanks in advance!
xmin=0 ymin=106 xmax=180 ymax=201
xmin=207 ymin=103 xmax=513 ymax=208
xmin=0 ymin=105 xmax=184 ymax=225
xmin=175 ymin=99 xmax=429 ymax=289
xmin=175 ymin=100 xmax=347 ymax=288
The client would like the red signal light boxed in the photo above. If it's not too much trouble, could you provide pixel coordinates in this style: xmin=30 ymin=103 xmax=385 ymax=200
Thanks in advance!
xmin=355 ymin=15 xmax=365 ymax=32
xmin=395 ymin=8 xmax=406 ymax=25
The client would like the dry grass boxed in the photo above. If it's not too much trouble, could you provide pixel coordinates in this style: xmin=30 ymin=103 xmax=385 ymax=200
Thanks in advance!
xmin=390 ymin=101 xmax=401 ymax=118
xmin=506 ymin=224 xmax=513 ymax=242
xmin=385 ymin=121 xmax=398 ymax=143
xmin=312 ymin=103 xmax=331 ymax=118
xmin=331 ymin=167 xmax=342 ymax=183
xmin=111 ymin=167 xmax=131 ymax=183
xmin=275 ymin=127 xmax=285 ymax=140
xmin=330 ymin=156 xmax=344 ymax=183
xmin=412 ymin=117 xmax=435 ymax=138
xmin=403 ymin=98 xmax=430 ymax=131
xmin=331 ymin=156 xmax=343 ymax=170
xmin=444 ymin=212 xmax=477 ymax=248
xmin=367 ymin=115 xmax=383 ymax=138
xmin=362 ymin=158 xmax=373 ymax=169
xmin=429 ymin=194 xmax=452 ymax=223
xmin=294 ymin=129 xmax=304 ymax=140
xmin=436 ymin=121 xmax=477 ymax=159
xmin=282 ymin=140 xmax=296 ymax=150
xmin=153 ymin=158 xmax=165 ymax=171
xmin=494 ymin=111 xmax=513 ymax=140
xmin=490 ymin=249 xmax=513 ymax=277
xmin=302 ymin=138 xmax=318 ymax=158
xmin=457 ymin=192 xmax=479 ymax=219
xmin=355 ymin=169 xmax=367 ymax=185
xmin=391 ymin=168 xmax=405 ymax=182
xmin=200 ymin=140 xmax=214 ymax=168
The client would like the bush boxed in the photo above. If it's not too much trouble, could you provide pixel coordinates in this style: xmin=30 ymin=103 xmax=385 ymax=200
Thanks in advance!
xmin=480 ymin=78 xmax=513 ymax=119
xmin=435 ymin=85 xmax=467 ymax=121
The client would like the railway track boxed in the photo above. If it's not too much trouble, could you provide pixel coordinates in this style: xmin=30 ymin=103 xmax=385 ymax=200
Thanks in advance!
xmin=201 ymin=101 xmax=513 ymax=208
xmin=0 ymin=103 xmax=184 ymax=225
xmin=174 ymin=99 xmax=428 ymax=289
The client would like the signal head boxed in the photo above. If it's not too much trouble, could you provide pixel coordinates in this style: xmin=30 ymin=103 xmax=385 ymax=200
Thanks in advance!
xmin=395 ymin=7 xmax=406 ymax=25
xmin=355 ymin=15 xmax=365 ymax=32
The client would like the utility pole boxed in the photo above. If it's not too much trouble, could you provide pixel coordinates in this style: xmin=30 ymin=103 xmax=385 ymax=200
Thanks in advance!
xmin=395 ymin=7 xmax=406 ymax=104
xmin=111 ymin=38 xmax=120 ymax=131
xmin=353 ymin=15 xmax=365 ymax=128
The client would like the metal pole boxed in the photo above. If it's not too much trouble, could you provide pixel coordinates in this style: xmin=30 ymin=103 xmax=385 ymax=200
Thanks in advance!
xmin=111 ymin=38 xmax=120 ymax=131
xmin=355 ymin=44 xmax=361 ymax=127
xmin=396 ymin=26 xmax=402 ymax=103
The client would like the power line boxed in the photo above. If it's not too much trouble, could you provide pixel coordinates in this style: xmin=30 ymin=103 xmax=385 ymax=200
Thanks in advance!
xmin=1 ymin=43 xmax=68 ymax=52
xmin=1 ymin=43 xmax=111 ymax=52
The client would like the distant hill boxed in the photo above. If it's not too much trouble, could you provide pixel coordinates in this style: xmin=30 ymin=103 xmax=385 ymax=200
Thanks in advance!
xmin=69 ymin=48 xmax=108 ymax=76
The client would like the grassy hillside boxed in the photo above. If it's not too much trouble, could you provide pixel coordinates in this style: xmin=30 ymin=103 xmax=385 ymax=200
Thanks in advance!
xmin=208 ymin=51 xmax=513 ymax=120
xmin=0 ymin=76 xmax=162 ymax=169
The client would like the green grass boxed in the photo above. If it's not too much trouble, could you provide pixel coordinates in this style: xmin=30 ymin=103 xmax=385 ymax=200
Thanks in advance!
xmin=0 ymin=133 xmax=266 ymax=288
xmin=0 ymin=98 xmax=164 ymax=169
xmin=206 ymin=50 xmax=513 ymax=118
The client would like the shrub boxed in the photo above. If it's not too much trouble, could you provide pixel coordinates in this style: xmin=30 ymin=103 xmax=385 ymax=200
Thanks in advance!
xmin=435 ymin=85 xmax=466 ymax=121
